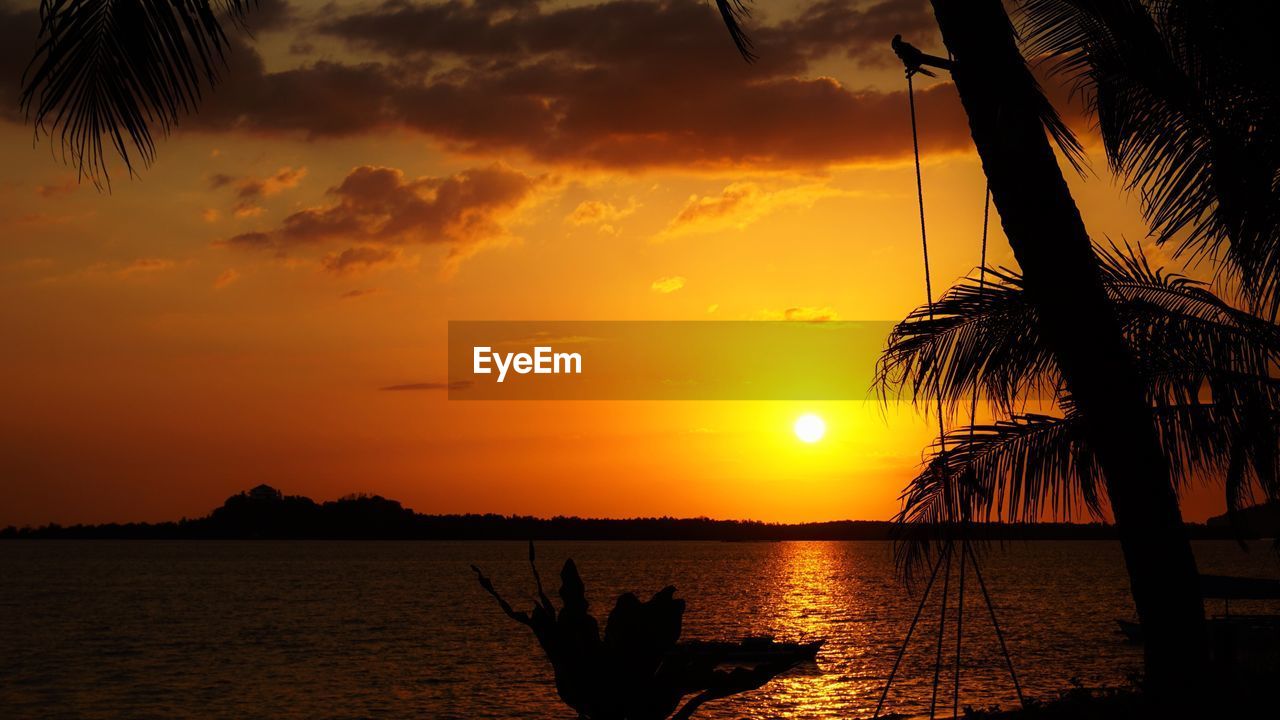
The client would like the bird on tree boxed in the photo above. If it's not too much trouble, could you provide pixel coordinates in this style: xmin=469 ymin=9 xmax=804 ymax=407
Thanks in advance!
xmin=892 ymin=34 xmax=953 ymax=78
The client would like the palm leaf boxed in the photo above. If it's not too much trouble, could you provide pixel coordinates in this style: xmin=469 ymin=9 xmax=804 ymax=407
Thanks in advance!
xmin=713 ymin=0 xmax=756 ymax=62
xmin=876 ymin=242 xmax=1280 ymax=417
xmin=21 ymin=0 xmax=257 ymax=186
xmin=895 ymin=396 xmax=1280 ymax=579
xmin=1016 ymin=0 xmax=1280 ymax=318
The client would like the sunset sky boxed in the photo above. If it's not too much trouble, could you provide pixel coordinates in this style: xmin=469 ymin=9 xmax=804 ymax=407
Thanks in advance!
xmin=0 ymin=0 xmax=1229 ymax=526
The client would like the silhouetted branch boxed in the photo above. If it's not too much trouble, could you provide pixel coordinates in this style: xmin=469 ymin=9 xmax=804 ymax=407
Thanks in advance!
xmin=470 ymin=564 xmax=531 ymax=626
xmin=472 ymin=545 xmax=819 ymax=719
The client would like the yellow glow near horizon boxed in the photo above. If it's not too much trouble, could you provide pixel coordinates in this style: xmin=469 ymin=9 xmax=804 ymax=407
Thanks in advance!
xmin=793 ymin=413 xmax=827 ymax=443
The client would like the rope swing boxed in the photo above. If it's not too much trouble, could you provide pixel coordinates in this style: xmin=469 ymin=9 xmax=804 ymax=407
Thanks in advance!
xmin=873 ymin=37 xmax=1026 ymax=720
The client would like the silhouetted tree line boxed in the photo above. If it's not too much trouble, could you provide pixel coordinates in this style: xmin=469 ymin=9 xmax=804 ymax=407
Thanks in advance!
xmin=1 ymin=485 xmax=1269 ymax=541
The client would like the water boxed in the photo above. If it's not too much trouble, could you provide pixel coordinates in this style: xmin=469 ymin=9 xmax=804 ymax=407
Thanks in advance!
xmin=2 ymin=540 xmax=1278 ymax=719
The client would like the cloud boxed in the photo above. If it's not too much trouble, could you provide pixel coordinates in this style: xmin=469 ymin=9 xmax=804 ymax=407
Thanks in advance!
xmin=380 ymin=380 xmax=473 ymax=391
xmin=168 ymin=0 xmax=975 ymax=171
xmin=233 ymin=166 xmax=308 ymax=200
xmin=243 ymin=0 xmax=296 ymax=32
xmin=115 ymin=258 xmax=175 ymax=277
xmin=0 ymin=0 xmax=1091 ymax=176
xmin=658 ymin=181 xmax=856 ymax=239
xmin=339 ymin=287 xmax=384 ymax=299
xmin=320 ymin=0 xmax=935 ymax=68
xmin=766 ymin=0 xmax=938 ymax=68
xmin=650 ymin=275 xmax=686 ymax=294
xmin=567 ymin=199 xmax=637 ymax=225
xmin=320 ymin=245 xmax=403 ymax=276
xmin=213 ymin=268 xmax=240 ymax=289
xmin=45 ymin=257 xmax=178 ymax=283
xmin=222 ymin=163 xmax=548 ymax=274
xmin=0 ymin=3 xmax=36 ymax=122
xmin=36 ymin=178 xmax=77 ymax=199
xmin=209 ymin=173 xmax=236 ymax=189
xmin=210 ymin=166 xmax=308 ymax=217
xmin=758 ymin=306 xmax=841 ymax=322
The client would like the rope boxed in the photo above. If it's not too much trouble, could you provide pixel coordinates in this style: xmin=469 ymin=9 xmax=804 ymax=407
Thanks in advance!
xmin=953 ymin=534 xmax=967 ymax=718
xmin=883 ymin=65 xmax=1025 ymax=719
xmin=929 ymin=542 xmax=953 ymax=718
xmin=971 ymin=544 xmax=1026 ymax=707
xmin=908 ymin=72 xmax=948 ymax=456
xmin=872 ymin=542 xmax=949 ymax=719
xmin=954 ymin=187 xmax=989 ymax=719
xmin=966 ymin=187 xmax=990 ymax=439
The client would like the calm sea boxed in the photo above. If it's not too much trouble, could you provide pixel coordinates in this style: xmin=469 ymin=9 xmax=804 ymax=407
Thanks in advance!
xmin=2 ymin=540 xmax=1278 ymax=719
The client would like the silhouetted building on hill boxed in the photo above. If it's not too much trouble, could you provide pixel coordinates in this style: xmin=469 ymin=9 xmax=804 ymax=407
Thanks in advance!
xmin=247 ymin=484 xmax=283 ymax=502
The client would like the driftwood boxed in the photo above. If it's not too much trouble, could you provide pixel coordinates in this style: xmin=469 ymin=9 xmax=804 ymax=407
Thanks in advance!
xmin=472 ymin=543 xmax=819 ymax=719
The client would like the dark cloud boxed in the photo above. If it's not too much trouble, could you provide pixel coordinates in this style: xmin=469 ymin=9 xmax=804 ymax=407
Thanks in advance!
xmin=339 ymin=287 xmax=384 ymax=299
xmin=321 ymin=0 xmax=934 ymax=66
xmin=0 ymin=3 xmax=38 ymax=121
xmin=235 ymin=166 xmax=307 ymax=199
xmin=185 ymin=0 xmax=972 ymax=169
xmin=0 ymin=1 xmax=1082 ymax=171
xmin=222 ymin=163 xmax=547 ymax=271
xmin=244 ymin=0 xmax=296 ymax=32
xmin=764 ymin=0 xmax=938 ymax=67
xmin=321 ymin=245 xmax=401 ymax=275
xmin=209 ymin=173 xmax=237 ymax=189
xmin=207 ymin=166 xmax=307 ymax=217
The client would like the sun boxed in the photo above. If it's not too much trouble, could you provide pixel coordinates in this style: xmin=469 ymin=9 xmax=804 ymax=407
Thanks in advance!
xmin=793 ymin=413 xmax=826 ymax=443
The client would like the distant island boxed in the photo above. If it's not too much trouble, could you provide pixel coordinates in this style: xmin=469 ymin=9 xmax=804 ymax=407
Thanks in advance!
xmin=2 ymin=484 xmax=1275 ymax=541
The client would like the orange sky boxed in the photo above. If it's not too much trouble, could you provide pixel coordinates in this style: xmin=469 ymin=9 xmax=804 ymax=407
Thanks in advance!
xmin=0 ymin=0 xmax=1231 ymax=525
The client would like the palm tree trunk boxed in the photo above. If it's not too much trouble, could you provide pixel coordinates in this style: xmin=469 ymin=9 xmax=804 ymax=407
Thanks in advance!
xmin=928 ymin=0 xmax=1208 ymax=702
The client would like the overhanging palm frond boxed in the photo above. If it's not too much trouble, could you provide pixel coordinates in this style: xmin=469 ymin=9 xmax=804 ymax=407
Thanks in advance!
xmin=893 ymin=410 xmax=1098 ymax=582
xmin=21 ymin=0 xmax=258 ymax=186
xmin=895 ymin=396 xmax=1280 ymax=579
xmin=1016 ymin=0 xmax=1280 ymax=319
xmin=713 ymin=0 xmax=756 ymax=62
xmin=900 ymin=411 xmax=1102 ymax=527
xmin=876 ymin=242 xmax=1280 ymax=417
xmin=876 ymin=262 xmax=1056 ymax=418
xmin=1095 ymin=242 xmax=1280 ymax=406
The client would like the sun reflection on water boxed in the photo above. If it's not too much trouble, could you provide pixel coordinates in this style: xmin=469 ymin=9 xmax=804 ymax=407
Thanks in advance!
xmin=737 ymin=541 xmax=885 ymax=718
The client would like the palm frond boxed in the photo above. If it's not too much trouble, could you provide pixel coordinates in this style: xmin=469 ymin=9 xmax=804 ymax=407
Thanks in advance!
xmin=876 ymin=261 xmax=1056 ymax=418
xmin=940 ymin=0 xmax=1087 ymax=171
xmin=893 ymin=410 xmax=1098 ymax=582
xmin=713 ymin=0 xmax=756 ymax=62
xmin=21 ymin=0 xmax=257 ymax=187
xmin=876 ymin=242 xmax=1280 ymax=417
xmin=895 ymin=396 xmax=1280 ymax=579
xmin=1016 ymin=0 xmax=1280 ymax=319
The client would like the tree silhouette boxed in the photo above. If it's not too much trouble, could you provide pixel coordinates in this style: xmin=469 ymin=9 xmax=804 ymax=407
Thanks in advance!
xmin=719 ymin=0 xmax=1211 ymax=701
xmin=20 ymin=0 xmax=258 ymax=186
xmin=471 ymin=543 xmax=817 ymax=720
xmin=877 ymin=243 xmax=1280 ymax=577
xmin=1019 ymin=0 xmax=1280 ymax=320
